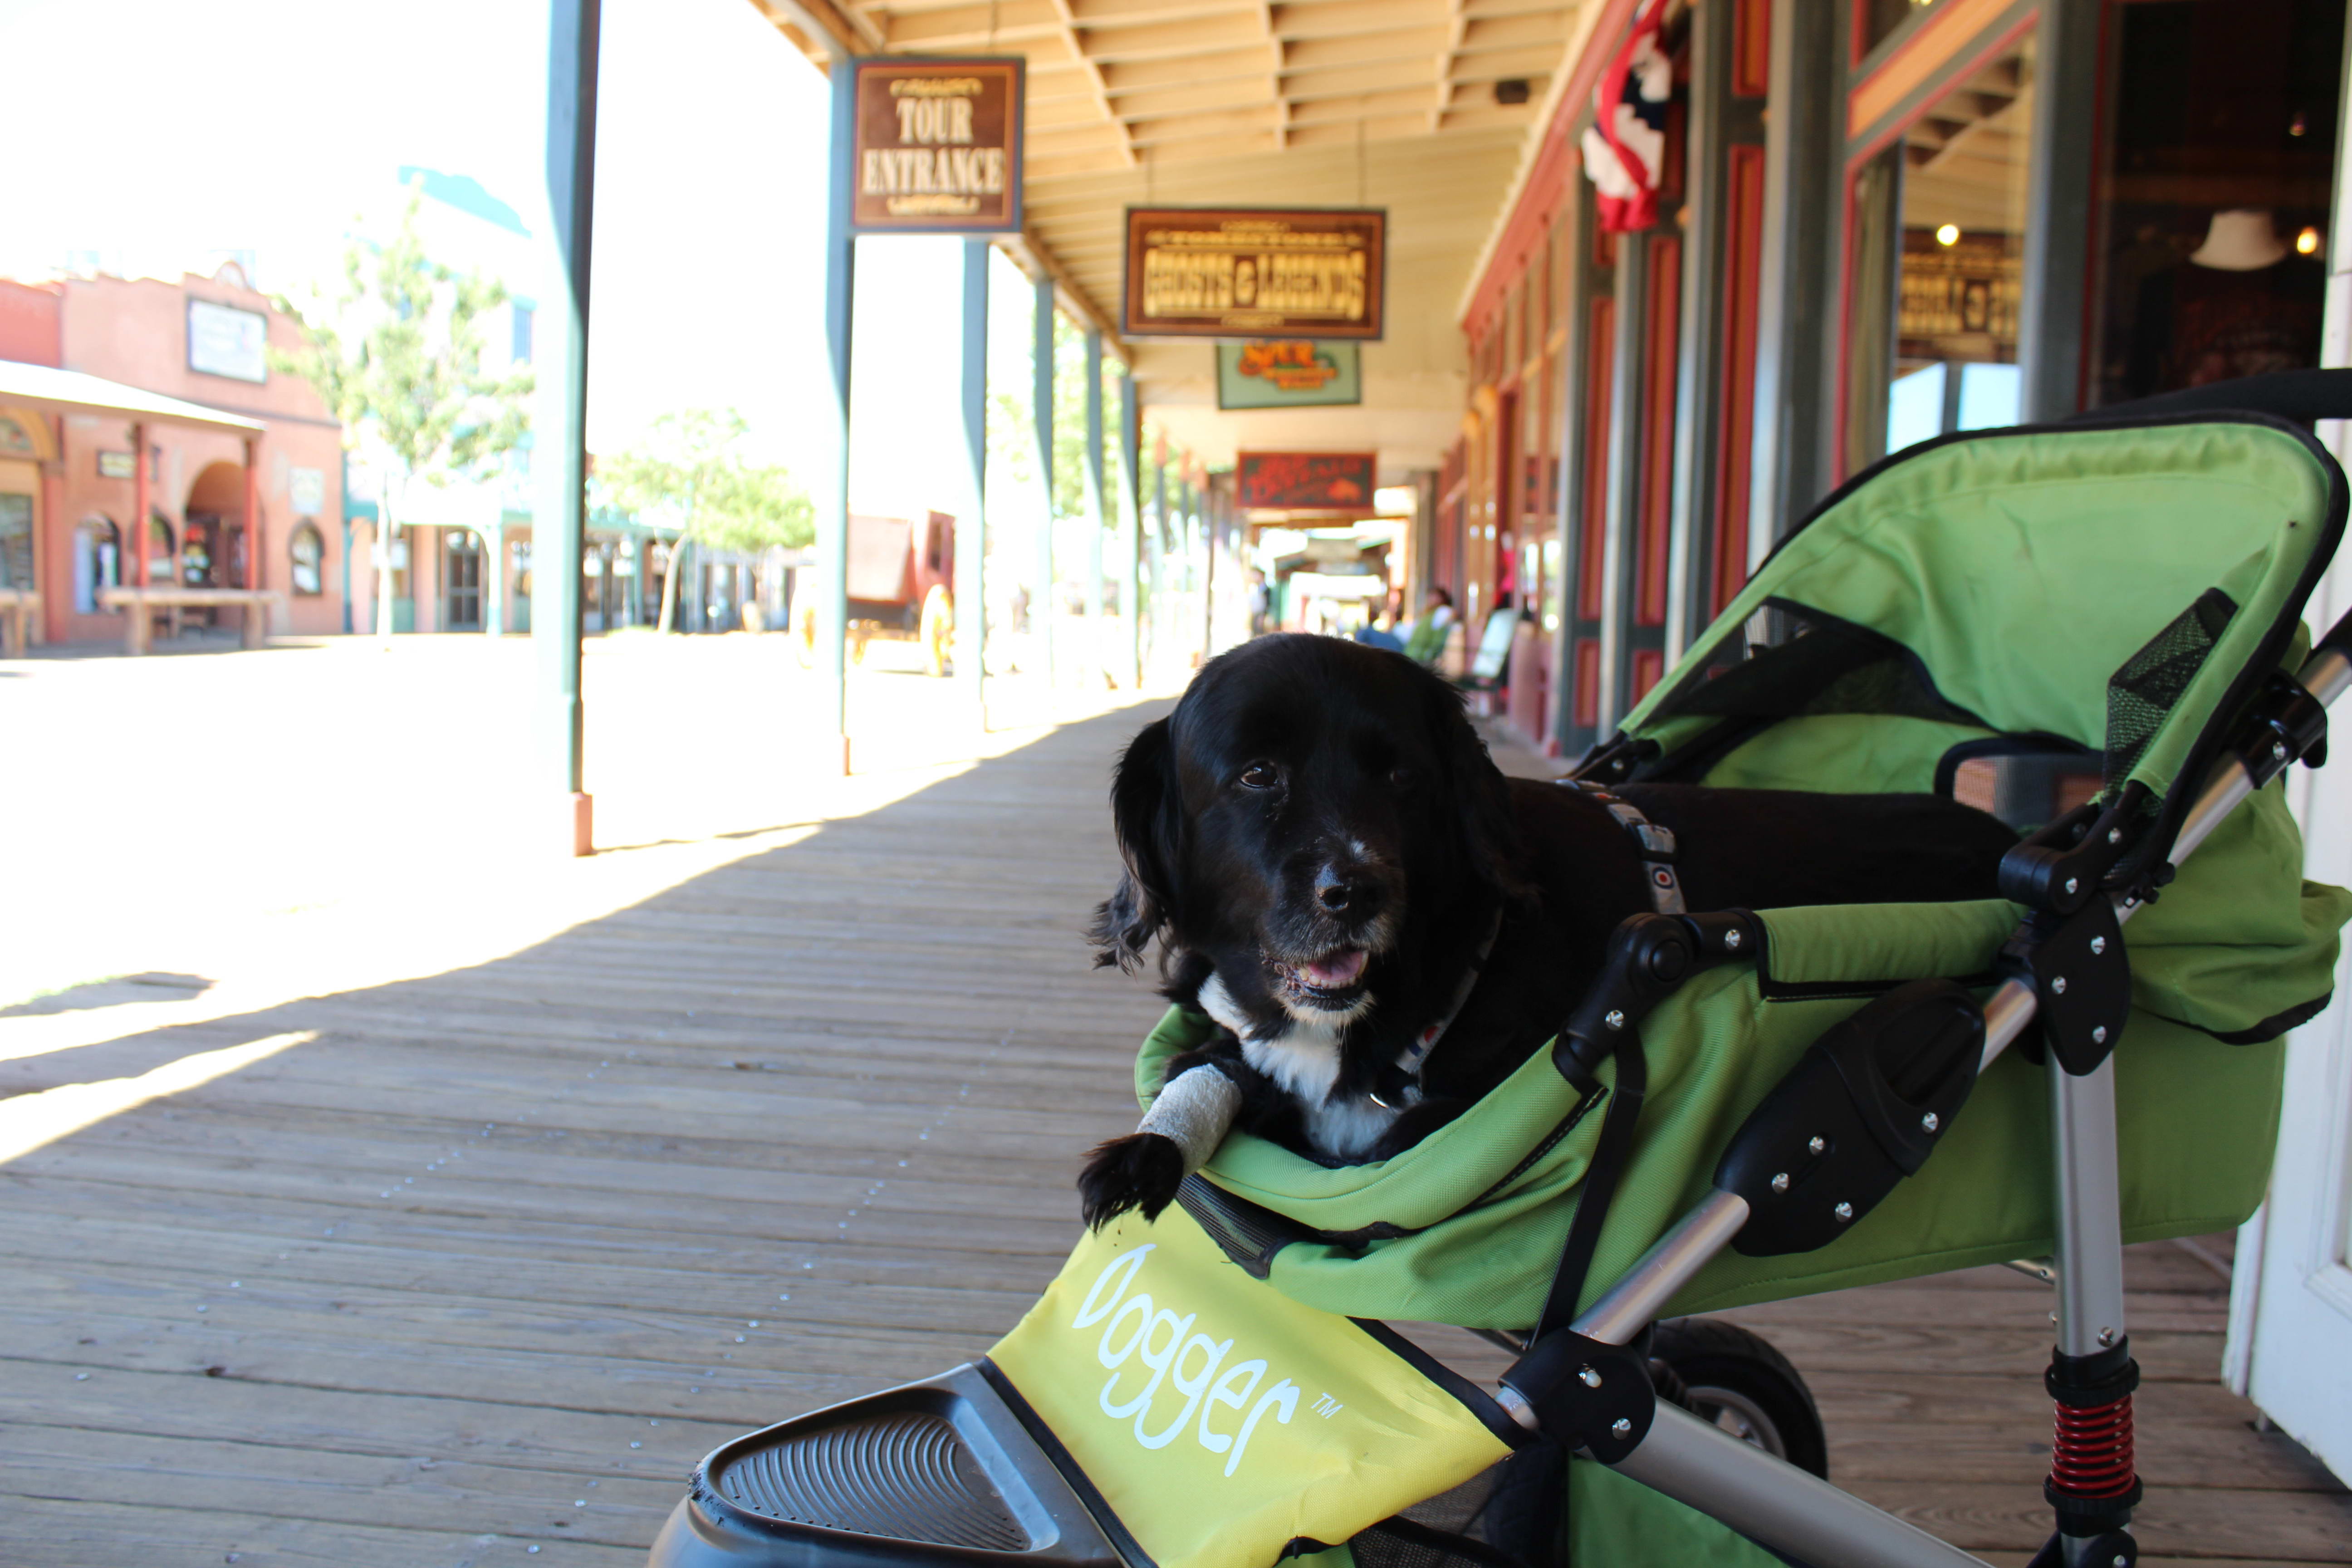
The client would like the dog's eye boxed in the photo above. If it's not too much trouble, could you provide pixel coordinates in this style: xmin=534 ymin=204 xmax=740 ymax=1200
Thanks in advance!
xmin=1238 ymin=760 xmax=1281 ymax=790
xmin=1389 ymin=765 xmax=1416 ymax=791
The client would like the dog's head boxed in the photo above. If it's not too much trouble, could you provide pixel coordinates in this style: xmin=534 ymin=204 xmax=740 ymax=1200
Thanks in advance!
xmin=1090 ymin=634 xmax=1527 ymax=1027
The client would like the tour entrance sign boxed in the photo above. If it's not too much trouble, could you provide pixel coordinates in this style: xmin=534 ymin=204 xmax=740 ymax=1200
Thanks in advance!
xmin=850 ymin=57 xmax=1025 ymax=235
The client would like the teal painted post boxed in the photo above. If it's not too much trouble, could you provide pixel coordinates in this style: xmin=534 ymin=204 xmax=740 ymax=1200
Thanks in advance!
xmin=485 ymin=522 xmax=505 ymax=638
xmin=1030 ymin=278 xmax=1055 ymax=686
xmin=1081 ymin=328 xmax=1106 ymax=685
xmin=535 ymin=0 xmax=598 ymax=856
xmin=816 ymin=57 xmax=857 ymax=772
xmin=1119 ymin=369 xmax=1142 ymax=689
xmin=959 ymin=238 xmax=989 ymax=718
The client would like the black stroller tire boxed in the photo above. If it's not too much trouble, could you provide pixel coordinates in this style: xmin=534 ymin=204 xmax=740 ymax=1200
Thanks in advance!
xmin=1648 ymin=1318 xmax=1829 ymax=1480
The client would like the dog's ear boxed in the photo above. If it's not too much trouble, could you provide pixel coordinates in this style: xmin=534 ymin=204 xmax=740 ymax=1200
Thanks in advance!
xmin=1090 ymin=717 xmax=1185 ymax=970
xmin=1427 ymin=679 xmax=1535 ymax=904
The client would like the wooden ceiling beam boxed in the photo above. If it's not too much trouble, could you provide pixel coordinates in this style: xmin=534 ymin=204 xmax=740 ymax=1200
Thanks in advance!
xmin=1078 ymin=12 xmax=1269 ymax=57
xmin=1099 ymin=45 xmax=1278 ymax=91
xmin=1282 ymin=26 xmax=1452 ymax=70
xmin=1446 ymin=44 xmax=1564 ymax=81
xmin=1432 ymin=0 xmax=1471 ymax=133
xmin=1286 ymin=84 xmax=1443 ymax=123
xmin=1281 ymin=58 xmax=1443 ymax=102
xmin=1274 ymin=0 xmax=1449 ymax=41
xmin=1455 ymin=10 xmax=1569 ymax=50
xmin=1106 ymin=75 xmax=1276 ymax=119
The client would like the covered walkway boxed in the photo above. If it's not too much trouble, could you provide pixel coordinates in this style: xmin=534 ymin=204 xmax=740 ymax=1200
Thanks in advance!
xmin=0 ymin=668 xmax=2342 ymax=1563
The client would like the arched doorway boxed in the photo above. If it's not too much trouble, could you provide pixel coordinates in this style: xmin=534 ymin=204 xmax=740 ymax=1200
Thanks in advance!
xmin=183 ymin=458 xmax=246 ymax=593
xmin=446 ymin=529 xmax=483 ymax=630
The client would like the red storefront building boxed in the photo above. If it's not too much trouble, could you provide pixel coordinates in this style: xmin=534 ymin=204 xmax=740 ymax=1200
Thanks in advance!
xmin=0 ymin=265 xmax=348 ymax=647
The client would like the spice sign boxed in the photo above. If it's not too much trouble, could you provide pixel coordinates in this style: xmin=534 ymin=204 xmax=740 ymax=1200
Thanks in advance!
xmin=1216 ymin=341 xmax=1362 ymax=410
xmin=851 ymin=57 xmax=1024 ymax=233
xmin=1125 ymin=208 xmax=1386 ymax=340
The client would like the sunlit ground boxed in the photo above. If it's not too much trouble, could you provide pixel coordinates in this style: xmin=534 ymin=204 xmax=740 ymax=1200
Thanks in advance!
xmin=0 ymin=626 xmax=1171 ymax=1041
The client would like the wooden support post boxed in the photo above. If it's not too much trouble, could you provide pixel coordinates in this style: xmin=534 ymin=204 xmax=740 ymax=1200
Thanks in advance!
xmin=1081 ymin=328 xmax=1106 ymax=685
xmin=243 ymin=436 xmax=262 ymax=594
xmin=817 ymin=56 xmax=856 ymax=774
xmin=1119 ymin=369 xmax=1142 ymax=690
xmin=1030 ymin=277 xmax=1055 ymax=687
xmin=131 ymin=421 xmax=149 ymax=591
xmin=536 ymin=0 xmax=599 ymax=855
xmin=959 ymin=237 xmax=989 ymax=721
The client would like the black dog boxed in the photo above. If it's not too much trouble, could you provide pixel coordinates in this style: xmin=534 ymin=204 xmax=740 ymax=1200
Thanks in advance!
xmin=1078 ymin=633 xmax=2019 ymax=1229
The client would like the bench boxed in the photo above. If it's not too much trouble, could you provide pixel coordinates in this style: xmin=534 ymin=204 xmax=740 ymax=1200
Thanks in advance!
xmin=97 ymin=587 xmax=288 ymax=655
xmin=0 ymin=588 xmax=35 ymax=658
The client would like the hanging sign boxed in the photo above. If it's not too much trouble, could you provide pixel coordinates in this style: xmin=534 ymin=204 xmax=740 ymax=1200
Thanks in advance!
xmin=1235 ymin=451 xmax=1378 ymax=513
xmin=1124 ymin=208 xmax=1386 ymax=340
xmin=1215 ymin=341 xmax=1362 ymax=410
xmin=849 ymin=56 xmax=1025 ymax=234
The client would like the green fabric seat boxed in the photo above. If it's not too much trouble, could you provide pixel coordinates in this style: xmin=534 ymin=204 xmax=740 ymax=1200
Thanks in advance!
xmin=1138 ymin=414 xmax=2351 ymax=1332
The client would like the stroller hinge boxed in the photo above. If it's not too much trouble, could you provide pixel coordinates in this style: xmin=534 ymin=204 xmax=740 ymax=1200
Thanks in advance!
xmin=1998 ymin=895 xmax=2133 ymax=1076
xmin=1997 ymin=783 xmax=2149 ymax=914
xmin=2237 ymin=666 xmax=2330 ymax=781
xmin=1495 ymin=1328 xmax=1656 ymax=1463
xmin=1553 ymin=912 xmax=1760 ymax=1088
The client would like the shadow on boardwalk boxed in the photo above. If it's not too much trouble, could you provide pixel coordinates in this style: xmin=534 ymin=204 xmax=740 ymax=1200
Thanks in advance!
xmin=3 ymin=701 xmax=2344 ymax=1567
xmin=0 ymin=705 xmax=1172 ymax=1568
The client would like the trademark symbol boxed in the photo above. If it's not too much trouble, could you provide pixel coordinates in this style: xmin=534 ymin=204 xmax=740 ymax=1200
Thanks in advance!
xmin=1312 ymin=1392 xmax=1343 ymax=1419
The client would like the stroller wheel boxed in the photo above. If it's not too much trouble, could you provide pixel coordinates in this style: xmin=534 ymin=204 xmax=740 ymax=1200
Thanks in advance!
xmin=1648 ymin=1318 xmax=1829 ymax=1480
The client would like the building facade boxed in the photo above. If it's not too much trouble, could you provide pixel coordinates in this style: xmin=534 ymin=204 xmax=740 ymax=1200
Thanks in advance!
xmin=0 ymin=266 xmax=349 ymax=644
xmin=1448 ymin=0 xmax=2346 ymax=759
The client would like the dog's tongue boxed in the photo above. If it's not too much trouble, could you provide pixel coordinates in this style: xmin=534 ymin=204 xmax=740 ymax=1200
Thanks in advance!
xmin=1302 ymin=948 xmax=1368 ymax=989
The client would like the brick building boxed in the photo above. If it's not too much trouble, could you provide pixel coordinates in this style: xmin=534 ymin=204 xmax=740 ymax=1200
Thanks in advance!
xmin=0 ymin=263 xmax=349 ymax=645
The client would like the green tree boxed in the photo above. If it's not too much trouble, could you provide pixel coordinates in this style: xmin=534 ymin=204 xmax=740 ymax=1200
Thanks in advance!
xmin=600 ymin=408 xmax=811 ymax=633
xmin=272 ymin=185 xmax=532 ymax=643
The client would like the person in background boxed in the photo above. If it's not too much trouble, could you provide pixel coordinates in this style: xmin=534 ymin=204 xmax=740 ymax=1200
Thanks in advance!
xmin=1401 ymin=586 xmax=1456 ymax=666
xmin=1247 ymin=569 xmax=1272 ymax=636
xmin=1355 ymin=589 xmax=1406 ymax=651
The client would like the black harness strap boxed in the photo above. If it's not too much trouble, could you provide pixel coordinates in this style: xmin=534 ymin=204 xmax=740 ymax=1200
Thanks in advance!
xmin=1531 ymin=1029 xmax=1648 ymax=1342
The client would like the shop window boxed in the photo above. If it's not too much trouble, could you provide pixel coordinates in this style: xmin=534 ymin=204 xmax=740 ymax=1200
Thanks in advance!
xmin=289 ymin=522 xmax=324 ymax=596
xmin=1844 ymin=39 xmax=2035 ymax=475
xmin=0 ymin=493 xmax=30 ymax=591
xmin=2088 ymin=0 xmax=2342 ymax=408
xmin=74 ymin=516 xmax=120 ymax=613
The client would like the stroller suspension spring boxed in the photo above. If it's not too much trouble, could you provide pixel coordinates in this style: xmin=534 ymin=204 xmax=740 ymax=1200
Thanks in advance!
xmin=2048 ymin=1393 xmax=2136 ymax=1498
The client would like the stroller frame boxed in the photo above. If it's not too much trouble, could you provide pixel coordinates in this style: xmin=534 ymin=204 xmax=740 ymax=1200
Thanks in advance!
xmin=651 ymin=394 xmax=2352 ymax=1568
xmin=1508 ymin=632 xmax=2351 ymax=1568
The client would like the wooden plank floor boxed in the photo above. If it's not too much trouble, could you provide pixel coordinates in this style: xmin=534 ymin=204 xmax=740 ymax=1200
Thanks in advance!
xmin=2 ymin=704 xmax=2342 ymax=1565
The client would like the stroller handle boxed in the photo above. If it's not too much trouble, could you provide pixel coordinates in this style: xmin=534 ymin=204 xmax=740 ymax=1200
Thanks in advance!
xmin=1565 ymin=639 xmax=2352 ymax=1355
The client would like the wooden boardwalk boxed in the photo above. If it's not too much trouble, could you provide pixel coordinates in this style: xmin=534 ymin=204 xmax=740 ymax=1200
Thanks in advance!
xmin=2 ymin=703 xmax=2343 ymax=1565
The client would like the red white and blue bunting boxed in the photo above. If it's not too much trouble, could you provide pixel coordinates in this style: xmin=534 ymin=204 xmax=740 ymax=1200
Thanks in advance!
xmin=1579 ymin=0 xmax=1672 ymax=234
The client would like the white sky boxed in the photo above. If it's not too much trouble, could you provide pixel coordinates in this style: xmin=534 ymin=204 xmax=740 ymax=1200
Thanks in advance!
xmin=0 ymin=0 xmax=975 ymax=516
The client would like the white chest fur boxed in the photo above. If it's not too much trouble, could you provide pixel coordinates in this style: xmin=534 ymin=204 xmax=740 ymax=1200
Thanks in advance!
xmin=1198 ymin=973 xmax=1402 ymax=1160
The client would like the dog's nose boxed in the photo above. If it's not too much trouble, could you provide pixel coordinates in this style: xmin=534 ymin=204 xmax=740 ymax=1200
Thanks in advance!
xmin=1316 ymin=871 xmax=1382 ymax=917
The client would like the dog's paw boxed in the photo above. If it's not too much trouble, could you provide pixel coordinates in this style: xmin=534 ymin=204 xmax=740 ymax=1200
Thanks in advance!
xmin=1078 ymin=1132 xmax=1188 ymax=1230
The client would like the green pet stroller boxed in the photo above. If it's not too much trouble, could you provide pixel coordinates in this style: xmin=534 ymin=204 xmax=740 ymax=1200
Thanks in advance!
xmin=649 ymin=376 xmax=2352 ymax=1568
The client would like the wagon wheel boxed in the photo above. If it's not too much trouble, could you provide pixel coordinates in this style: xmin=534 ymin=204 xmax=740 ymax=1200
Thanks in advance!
xmin=919 ymin=585 xmax=954 ymax=678
xmin=794 ymin=603 xmax=818 ymax=668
